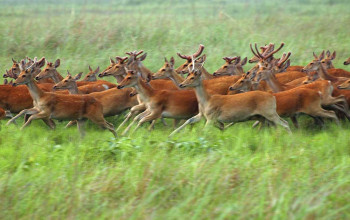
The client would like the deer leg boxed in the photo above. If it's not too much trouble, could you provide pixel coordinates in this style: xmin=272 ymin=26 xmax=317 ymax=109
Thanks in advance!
xmin=77 ymin=120 xmax=86 ymax=138
xmin=117 ymin=104 xmax=145 ymax=132
xmin=169 ymin=113 xmax=202 ymax=138
xmin=7 ymin=108 xmax=39 ymax=126
xmin=65 ymin=120 xmax=77 ymax=128
xmin=312 ymin=109 xmax=339 ymax=126
xmin=148 ymin=119 xmax=157 ymax=131
xmin=42 ymin=119 xmax=56 ymax=130
xmin=161 ymin=118 xmax=168 ymax=126
xmin=264 ymin=113 xmax=291 ymax=134
xmin=131 ymin=111 xmax=161 ymax=135
xmin=21 ymin=111 xmax=50 ymax=130
xmin=122 ymin=110 xmax=150 ymax=136
xmin=290 ymin=116 xmax=299 ymax=129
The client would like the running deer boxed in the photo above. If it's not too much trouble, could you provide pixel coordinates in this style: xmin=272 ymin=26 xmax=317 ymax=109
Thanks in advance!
xmin=116 ymin=69 xmax=198 ymax=135
xmin=53 ymin=71 xmax=138 ymax=117
xmin=7 ymin=61 xmax=117 ymax=137
xmin=168 ymin=62 xmax=291 ymax=137
xmin=229 ymin=73 xmax=340 ymax=128
xmin=302 ymin=51 xmax=349 ymax=85
xmin=35 ymin=59 xmax=116 ymax=89
xmin=213 ymin=56 xmax=247 ymax=76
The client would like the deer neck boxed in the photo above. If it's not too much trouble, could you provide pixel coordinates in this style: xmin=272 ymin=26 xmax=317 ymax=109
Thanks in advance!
xmin=114 ymin=75 xmax=125 ymax=84
xmin=200 ymin=67 xmax=214 ymax=80
xmin=169 ymin=70 xmax=185 ymax=86
xmin=264 ymin=74 xmax=285 ymax=93
xmin=193 ymin=79 xmax=210 ymax=108
xmin=68 ymin=83 xmax=80 ymax=94
xmin=234 ymin=66 xmax=245 ymax=75
xmin=317 ymin=64 xmax=337 ymax=82
xmin=138 ymin=63 xmax=153 ymax=81
xmin=135 ymin=77 xmax=154 ymax=101
xmin=26 ymin=78 xmax=44 ymax=102
xmin=51 ymin=70 xmax=64 ymax=83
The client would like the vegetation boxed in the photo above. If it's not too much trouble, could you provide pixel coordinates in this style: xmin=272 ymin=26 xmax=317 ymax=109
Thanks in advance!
xmin=0 ymin=0 xmax=350 ymax=219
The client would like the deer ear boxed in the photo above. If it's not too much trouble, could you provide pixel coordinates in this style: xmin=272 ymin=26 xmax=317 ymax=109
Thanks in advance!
xmin=12 ymin=58 xmax=17 ymax=64
xmin=54 ymin=59 xmax=60 ymax=68
xmin=235 ymin=56 xmax=241 ymax=64
xmin=37 ymin=57 xmax=46 ymax=68
xmin=89 ymin=65 xmax=93 ymax=71
xmin=94 ymin=66 xmax=99 ymax=73
xmin=164 ymin=57 xmax=168 ymax=63
xmin=138 ymin=53 xmax=147 ymax=61
xmin=74 ymin=72 xmax=83 ymax=80
xmin=170 ymin=57 xmax=175 ymax=67
xmin=110 ymin=57 xmax=115 ymax=64
xmin=331 ymin=51 xmax=336 ymax=60
xmin=241 ymin=57 xmax=247 ymax=66
xmin=326 ymin=50 xmax=331 ymax=57
xmin=4 ymin=79 xmax=8 ymax=85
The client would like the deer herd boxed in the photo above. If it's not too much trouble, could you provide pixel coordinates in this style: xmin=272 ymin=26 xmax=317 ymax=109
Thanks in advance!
xmin=2 ymin=43 xmax=350 ymax=138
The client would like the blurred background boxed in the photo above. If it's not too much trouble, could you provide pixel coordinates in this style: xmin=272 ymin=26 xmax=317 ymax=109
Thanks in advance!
xmin=0 ymin=0 xmax=349 ymax=75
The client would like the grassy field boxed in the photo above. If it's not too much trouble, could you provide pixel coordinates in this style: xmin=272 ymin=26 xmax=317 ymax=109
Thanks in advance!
xmin=1 ymin=0 xmax=350 ymax=219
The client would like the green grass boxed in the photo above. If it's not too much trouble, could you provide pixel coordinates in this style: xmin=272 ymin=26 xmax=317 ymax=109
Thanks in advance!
xmin=1 ymin=0 xmax=350 ymax=219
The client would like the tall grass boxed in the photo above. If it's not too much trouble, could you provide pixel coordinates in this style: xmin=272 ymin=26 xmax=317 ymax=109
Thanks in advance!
xmin=0 ymin=0 xmax=350 ymax=219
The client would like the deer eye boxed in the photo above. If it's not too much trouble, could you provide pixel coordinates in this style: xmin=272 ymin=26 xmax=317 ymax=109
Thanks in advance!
xmin=183 ymin=64 xmax=188 ymax=67
xmin=223 ymin=66 xmax=227 ymax=69
xmin=22 ymin=75 xmax=26 ymax=78
xmin=310 ymin=62 xmax=314 ymax=65
xmin=190 ymin=77 xmax=194 ymax=80
xmin=127 ymin=77 xmax=131 ymax=80
xmin=161 ymin=69 xmax=165 ymax=72
xmin=64 ymin=80 xmax=68 ymax=83
xmin=45 ymin=69 xmax=49 ymax=72
xmin=321 ymin=61 xmax=325 ymax=63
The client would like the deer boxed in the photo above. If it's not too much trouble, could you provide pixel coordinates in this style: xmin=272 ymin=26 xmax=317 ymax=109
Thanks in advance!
xmin=168 ymin=62 xmax=291 ymax=137
xmin=116 ymin=69 xmax=198 ymax=135
xmin=53 ymin=70 xmax=138 ymax=117
xmin=302 ymin=51 xmax=350 ymax=86
xmin=35 ymin=59 xmax=116 ymax=89
xmin=99 ymin=56 xmax=129 ymax=83
xmin=153 ymin=57 xmax=241 ymax=95
xmin=4 ymin=57 xmax=54 ymax=83
xmin=7 ymin=60 xmax=117 ymax=137
xmin=212 ymin=56 xmax=247 ymax=77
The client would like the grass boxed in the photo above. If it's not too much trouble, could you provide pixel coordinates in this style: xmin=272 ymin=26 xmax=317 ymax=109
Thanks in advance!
xmin=1 ymin=0 xmax=350 ymax=219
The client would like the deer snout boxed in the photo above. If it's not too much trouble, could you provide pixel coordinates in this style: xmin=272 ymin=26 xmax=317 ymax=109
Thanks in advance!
xmin=12 ymin=82 xmax=17 ymax=87
xmin=3 ymin=74 xmax=8 ymax=78
xmin=179 ymin=84 xmax=185 ymax=88
xmin=301 ymin=69 xmax=306 ymax=72
xmin=229 ymin=86 xmax=234 ymax=91
xmin=98 ymin=73 xmax=104 ymax=77
xmin=52 ymin=85 xmax=57 ymax=90
xmin=117 ymin=85 xmax=124 ymax=89
xmin=35 ymin=76 xmax=41 ymax=80
xmin=344 ymin=62 xmax=349 ymax=65
xmin=213 ymin=72 xmax=218 ymax=76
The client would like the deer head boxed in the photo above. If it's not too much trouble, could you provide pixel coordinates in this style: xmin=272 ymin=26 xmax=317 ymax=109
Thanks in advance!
xmin=125 ymin=50 xmax=151 ymax=82
xmin=117 ymin=69 xmax=139 ymax=89
xmin=99 ymin=56 xmax=128 ymax=78
xmin=53 ymin=70 xmax=83 ymax=91
xmin=344 ymin=57 xmax=350 ymax=65
xmin=82 ymin=65 xmax=99 ymax=82
xmin=229 ymin=74 xmax=254 ymax=92
xmin=153 ymin=57 xmax=175 ymax=79
xmin=13 ymin=59 xmax=40 ymax=86
xmin=213 ymin=56 xmax=247 ymax=76
xmin=35 ymin=58 xmax=60 ymax=80
xmin=321 ymin=50 xmax=336 ymax=69
xmin=302 ymin=51 xmax=325 ymax=72
xmin=337 ymin=79 xmax=350 ymax=90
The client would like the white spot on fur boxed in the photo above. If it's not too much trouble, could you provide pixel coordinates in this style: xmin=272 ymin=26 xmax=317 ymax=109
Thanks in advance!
xmin=102 ymin=84 xmax=109 ymax=90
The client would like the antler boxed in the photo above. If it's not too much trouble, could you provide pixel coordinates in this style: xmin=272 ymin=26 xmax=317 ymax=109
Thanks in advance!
xmin=263 ymin=42 xmax=285 ymax=60
xmin=116 ymin=56 xmax=128 ymax=63
xmin=277 ymin=52 xmax=291 ymax=67
xmin=222 ymin=56 xmax=238 ymax=63
xmin=67 ymin=70 xmax=72 ymax=76
xmin=177 ymin=44 xmax=205 ymax=61
xmin=250 ymin=43 xmax=261 ymax=59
